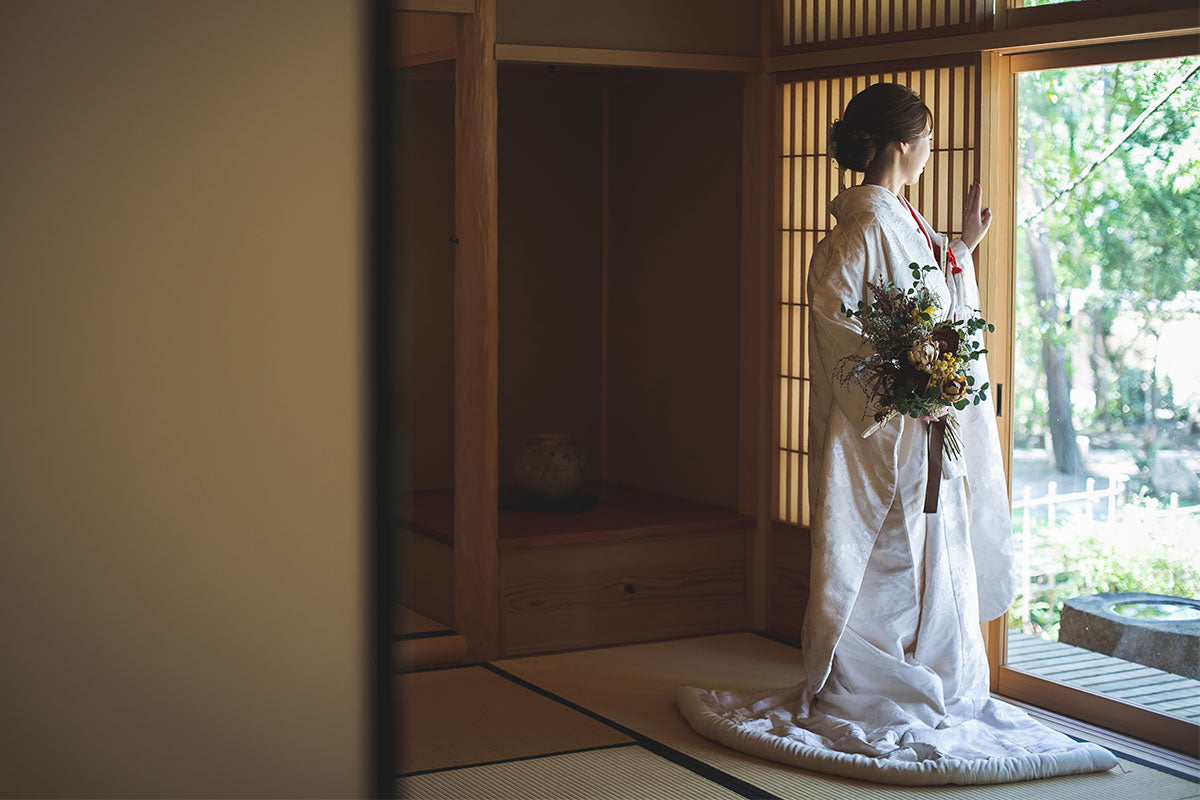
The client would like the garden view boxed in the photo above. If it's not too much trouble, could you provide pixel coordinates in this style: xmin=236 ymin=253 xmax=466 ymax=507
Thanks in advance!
xmin=1011 ymin=54 xmax=1200 ymax=654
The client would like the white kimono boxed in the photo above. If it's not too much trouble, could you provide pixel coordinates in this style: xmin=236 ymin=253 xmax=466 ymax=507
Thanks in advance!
xmin=677 ymin=185 xmax=1117 ymax=785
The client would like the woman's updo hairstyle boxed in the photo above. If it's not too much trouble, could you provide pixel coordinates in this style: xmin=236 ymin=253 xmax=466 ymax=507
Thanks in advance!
xmin=829 ymin=82 xmax=932 ymax=173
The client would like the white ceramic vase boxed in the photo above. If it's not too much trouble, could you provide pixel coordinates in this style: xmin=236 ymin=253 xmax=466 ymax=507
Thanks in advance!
xmin=513 ymin=433 xmax=586 ymax=498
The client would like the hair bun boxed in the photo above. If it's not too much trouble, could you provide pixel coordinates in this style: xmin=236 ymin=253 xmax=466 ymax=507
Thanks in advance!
xmin=829 ymin=119 xmax=878 ymax=173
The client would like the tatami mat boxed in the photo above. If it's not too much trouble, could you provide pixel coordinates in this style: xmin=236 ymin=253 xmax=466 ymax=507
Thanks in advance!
xmin=395 ymin=605 xmax=450 ymax=636
xmin=493 ymin=632 xmax=1200 ymax=799
xmin=397 ymin=744 xmax=746 ymax=799
xmin=397 ymin=666 xmax=632 ymax=774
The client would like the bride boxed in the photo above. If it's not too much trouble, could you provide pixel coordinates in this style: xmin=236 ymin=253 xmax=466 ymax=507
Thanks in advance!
xmin=676 ymin=82 xmax=1118 ymax=785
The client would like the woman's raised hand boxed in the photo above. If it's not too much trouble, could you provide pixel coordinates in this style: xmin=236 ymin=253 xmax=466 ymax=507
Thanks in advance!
xmin=961 ymin=179 xmax=992 ymax=251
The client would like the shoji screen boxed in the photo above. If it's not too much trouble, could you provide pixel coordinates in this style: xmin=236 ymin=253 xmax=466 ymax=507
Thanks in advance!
xmin=778 ymin=0 xmax=987 ymax=47
xmin=775 ymin=58 xmax=979 ymax=527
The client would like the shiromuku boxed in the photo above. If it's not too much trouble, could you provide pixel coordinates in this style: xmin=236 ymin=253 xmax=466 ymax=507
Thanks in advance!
xmin=675 ymin=82 xmax=1118 ymax=786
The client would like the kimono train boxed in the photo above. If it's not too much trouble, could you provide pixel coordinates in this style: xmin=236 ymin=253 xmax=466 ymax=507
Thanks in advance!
xmin=676 ymin=184 xmax=1118 ymax=785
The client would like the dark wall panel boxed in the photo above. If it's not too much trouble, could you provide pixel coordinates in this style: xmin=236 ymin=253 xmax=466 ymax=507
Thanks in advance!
xmin=498 ymin=81 xmax=605 ymax=486
xmin=607 ymin=74 xmax=743 ymax=509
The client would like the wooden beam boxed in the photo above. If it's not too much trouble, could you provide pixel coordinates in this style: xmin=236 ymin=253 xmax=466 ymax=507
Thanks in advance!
xmin=454 ymin=0 xmax=500 ymax=661
xmin=495 ymin=43 xmax=762 ymax=73
xmin=1009 ymin=35 xmax=1199 ymax=72
xmin=395 ymin=48 xmax=455 ymax=69
xmin=768 ymin=7 xmax=1198 ymax=73
xmin=394 ymin=0 xmax=474 ymax=13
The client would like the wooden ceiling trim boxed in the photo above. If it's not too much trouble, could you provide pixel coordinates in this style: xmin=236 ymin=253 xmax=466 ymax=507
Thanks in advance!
xmin=495 ymin=43 xmax=762 ymax=73
xmin=394 ymin=0 xmax=475 ymax=13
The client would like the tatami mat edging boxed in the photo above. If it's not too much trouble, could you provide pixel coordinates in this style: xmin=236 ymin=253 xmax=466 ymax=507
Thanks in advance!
xmin=397 ymin=661 xmax=485 ymax=674
xmin=481 ymin=663 xmax=782 ymax=800
xmin=398 ymin=741 xmax=640 ymax=778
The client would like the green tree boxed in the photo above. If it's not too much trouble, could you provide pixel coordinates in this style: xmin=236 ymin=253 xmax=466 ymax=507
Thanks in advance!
xmin=1016 ymin=56 xmax=1200 ymax=475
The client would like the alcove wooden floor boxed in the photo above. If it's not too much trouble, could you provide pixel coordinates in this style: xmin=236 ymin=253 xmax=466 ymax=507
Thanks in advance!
xmin=400 ymin=480 xmax=753 ymax=549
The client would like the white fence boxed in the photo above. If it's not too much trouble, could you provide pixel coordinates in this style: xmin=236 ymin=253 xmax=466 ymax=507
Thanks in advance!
xmin=1008 ymin=475 xmax=1199 ymax=629
xmin=1012 ymin=476 xmax=1126 ymax=534
xmin=1012 ymin=475 xmax=1194 ymax=537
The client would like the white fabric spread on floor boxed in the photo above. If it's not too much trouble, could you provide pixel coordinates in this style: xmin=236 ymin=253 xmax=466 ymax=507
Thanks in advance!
xmin=677 ymin=184 xmax=1119 ymax=785
xmin=676 ymin=489 xmax=1120 ymax=783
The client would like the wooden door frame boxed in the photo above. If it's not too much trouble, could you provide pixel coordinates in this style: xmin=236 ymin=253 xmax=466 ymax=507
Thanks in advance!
xmin=981 ymin=35 xmax=1200 ymax=756
xmin=453 ymin=0 xmax=501 ymax=661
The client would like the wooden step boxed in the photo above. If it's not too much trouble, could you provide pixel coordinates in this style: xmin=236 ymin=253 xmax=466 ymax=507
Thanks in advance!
xmin=397 ymin=481 xmax=755 ymax=659
xmin=395 ymin=633 xmax=471 ymax=672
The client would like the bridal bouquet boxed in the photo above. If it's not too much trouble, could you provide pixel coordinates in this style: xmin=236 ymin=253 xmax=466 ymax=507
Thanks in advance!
xmin=837 ymin=263 xmax=992 ymax=458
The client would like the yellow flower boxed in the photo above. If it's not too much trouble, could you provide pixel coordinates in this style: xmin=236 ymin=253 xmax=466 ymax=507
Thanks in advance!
xmin=928 ymin=354 xmax=964 ymax=387
xmin=911 ymin=305 xmax=935 ymax=324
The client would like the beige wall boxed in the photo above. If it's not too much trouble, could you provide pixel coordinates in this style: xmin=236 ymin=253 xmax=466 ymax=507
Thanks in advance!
xmin=0 ymin=1 xmax=369 ymax=796
xmin=497 ymin=0 xmax=760 ymax=56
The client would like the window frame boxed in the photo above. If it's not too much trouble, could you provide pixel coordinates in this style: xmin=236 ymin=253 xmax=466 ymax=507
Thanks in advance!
xmin=984 ymin=35 xmax=1199 ymax=756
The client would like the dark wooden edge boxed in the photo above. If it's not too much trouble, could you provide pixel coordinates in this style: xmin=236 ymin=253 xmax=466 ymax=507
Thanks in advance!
xmin=773 ymin=50 xmax=979 ymax=83
xmin=399 ymin=520 xmax=453 ymax=545
xmin=402 ymin=515 xmax=756 ymax=549
xmin=368 ymin=0 xmax=398 ymax=794
xmin=770 ymin=518 xmax=809 ymax=536
xmin=498 ymin=520 xmax=756 ymax=550
xmin=395 ymin=629 xmax=456 ymax=641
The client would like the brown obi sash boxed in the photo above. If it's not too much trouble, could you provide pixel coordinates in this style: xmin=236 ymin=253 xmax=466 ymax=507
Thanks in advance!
xmin=924 ymin=419 xmax=946 ymax=514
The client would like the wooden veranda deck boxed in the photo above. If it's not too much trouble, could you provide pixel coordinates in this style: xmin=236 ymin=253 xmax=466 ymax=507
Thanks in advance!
xmin=1006 ymin=631 xmax=1200 ymax=724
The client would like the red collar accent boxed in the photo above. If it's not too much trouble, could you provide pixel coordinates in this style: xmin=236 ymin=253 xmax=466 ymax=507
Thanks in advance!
xmin=900 ymin=195 xmax=961 ymax=274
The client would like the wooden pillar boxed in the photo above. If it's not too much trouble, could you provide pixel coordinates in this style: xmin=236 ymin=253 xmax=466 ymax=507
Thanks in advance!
xmin=978 ymin=49 xmax=1015 ymax=690
xmin=454 ymin=0 xmax=500 ymax=661
xmin=742 ymin=0 xmax=774 ymax=630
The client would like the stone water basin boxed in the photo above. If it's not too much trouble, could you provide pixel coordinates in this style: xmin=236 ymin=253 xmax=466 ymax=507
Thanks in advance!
xmin=1059 ymin=592 xmax=1200 ymax=680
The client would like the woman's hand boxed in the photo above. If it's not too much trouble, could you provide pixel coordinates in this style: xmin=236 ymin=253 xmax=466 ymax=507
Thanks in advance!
xmin=960 ymin=179 xmax=992 ymax=251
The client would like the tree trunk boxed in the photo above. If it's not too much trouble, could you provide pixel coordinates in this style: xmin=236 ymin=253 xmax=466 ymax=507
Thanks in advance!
xmin=1088 ymin=306 xmax=1112 ymax=429
xmin=1021 ymin=178 xmax=1086 ymax=475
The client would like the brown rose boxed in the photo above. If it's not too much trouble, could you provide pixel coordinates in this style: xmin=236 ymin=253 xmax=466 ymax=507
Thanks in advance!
xmin=940 ymin=374 xmax=968 ymax=403
xmin=895 ymin=365 xmax=932 ymax=395
xmin=930 ymin=326 xmax=961 ymax=358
